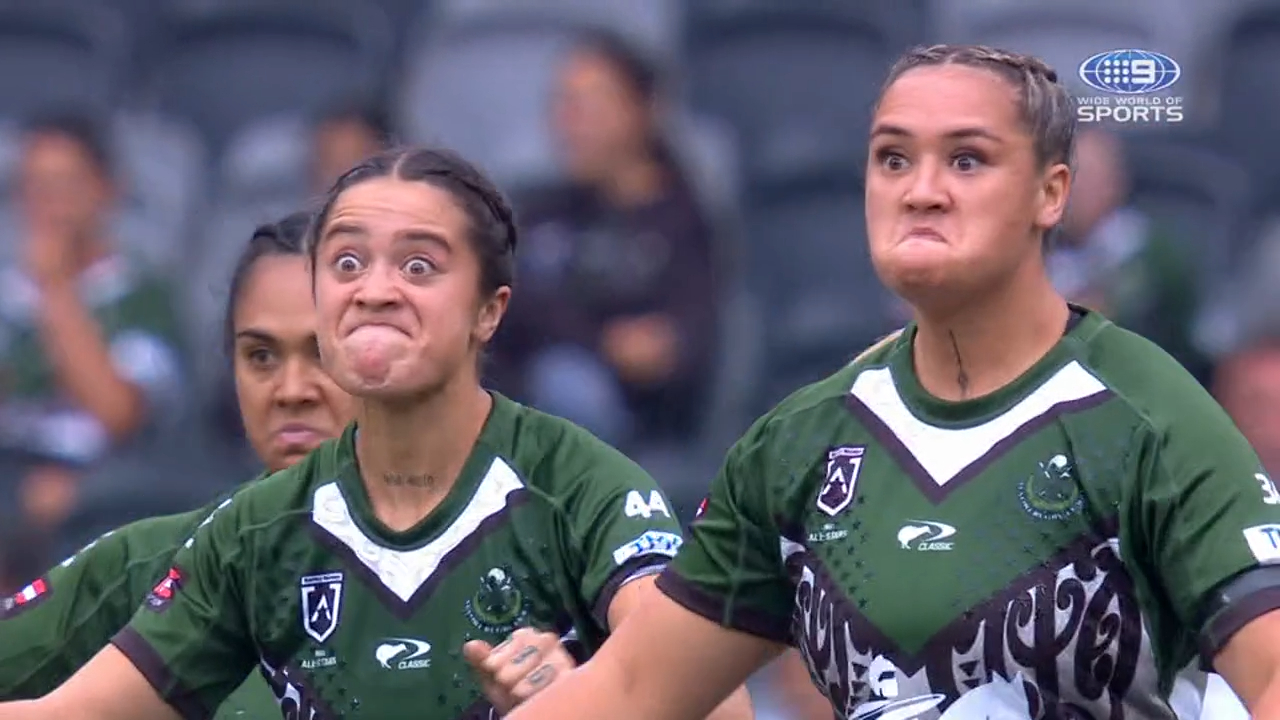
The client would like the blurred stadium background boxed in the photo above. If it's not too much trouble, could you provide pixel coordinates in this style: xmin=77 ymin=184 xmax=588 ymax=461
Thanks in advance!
xmin=0 ymin=0 xmax=1274 ymax=716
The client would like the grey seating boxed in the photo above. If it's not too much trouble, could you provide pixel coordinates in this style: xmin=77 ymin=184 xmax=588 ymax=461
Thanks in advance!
xmin=1123 ymin=134 xmax=1251 ymax=279
xmin=0 ymin=0 xmax=128 ymax=118
xmin=137 ymin=0 xmax=394 ymax=150
xmin=933 ymin=1 xmax=1194 ymax=96
xmin=1212 ymin=1 xmax=1280 ymax=204
xmin=399 ymin=1 xmax=677 ymax=190
xmin=741 ymin=166 xmax=897 ymax=413
xmin=684 ymin=1 xmax=922 ymax=177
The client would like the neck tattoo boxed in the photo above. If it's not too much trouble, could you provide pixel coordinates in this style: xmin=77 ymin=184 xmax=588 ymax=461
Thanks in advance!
xmin=381 ymin=472 xmax=437 ymax=489
xmin=948 ymin=330 xmax=970 ymax=398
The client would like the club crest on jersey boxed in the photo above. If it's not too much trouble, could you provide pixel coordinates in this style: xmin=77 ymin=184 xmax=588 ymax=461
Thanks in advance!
xmin=300 ymin=572 xmax=344 ymax=644
xmin=817 ymin=445 xmax=865 ymax=517
xmin=145 ymin=568 xmax=183 ymax=612
xmin=464 ymin=567 xmax=529 ymax=636
xmin=1019 ymin=454 xmax=1084 ymax=521
xmin=0 ymin=577 xmax=49 ymax=619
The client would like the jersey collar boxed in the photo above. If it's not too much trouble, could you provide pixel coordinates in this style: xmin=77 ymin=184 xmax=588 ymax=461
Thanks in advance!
xmin=332 ymin=391 xmax=519 ymax=548
xmin=885 ymin=305 xmax=1108 ymax=427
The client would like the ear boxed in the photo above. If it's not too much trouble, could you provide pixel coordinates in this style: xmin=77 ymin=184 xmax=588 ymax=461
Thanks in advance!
xmin=473 ymin=286 xmax=511 ymax=344
xmin=1035 ymin=162 xmax=1071 ymax=231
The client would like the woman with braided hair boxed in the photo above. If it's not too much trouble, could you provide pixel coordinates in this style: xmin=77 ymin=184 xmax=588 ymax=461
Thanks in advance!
xmin=505 ymin=44 xmax=1280 ymax=719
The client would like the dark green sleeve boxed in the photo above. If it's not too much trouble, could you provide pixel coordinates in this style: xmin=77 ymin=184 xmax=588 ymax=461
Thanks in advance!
xmin=554 ymin=434 xmax=684 ymax=629
xmin=656 ymin=415 xmax=794 ymax=643
xmin=0 ymin=512 xmax=204 ymax=699
xmin=111 ymin=494 xmax=257 ymax=720
xmin=1123 ymin=377 xmax=1280 ymax=663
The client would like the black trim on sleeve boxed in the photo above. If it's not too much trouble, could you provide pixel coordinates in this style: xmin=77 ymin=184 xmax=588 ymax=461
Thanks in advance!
xmin=592 ymin=556 xmax=670 ymax=628
xmin=1198 ymin=565 xmax=1280 ymax=666
xmin=110 ymin=627 xmax=208 ymax=720
xmin=655 ymin=568 xmax=792 ymax=643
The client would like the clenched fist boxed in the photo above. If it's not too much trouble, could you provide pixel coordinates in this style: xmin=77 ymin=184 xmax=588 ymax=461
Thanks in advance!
xmin=463 ymin=628 xmax=578 ymax=716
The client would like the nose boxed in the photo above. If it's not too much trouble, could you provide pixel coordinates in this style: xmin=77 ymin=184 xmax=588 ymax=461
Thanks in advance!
xmin=274 ymin=357 xmax=321 ymax=407
xmin=902 ymin=158 xmax=949 ymax=212
xmin=352 ymin=263 xmax=402 ymax=310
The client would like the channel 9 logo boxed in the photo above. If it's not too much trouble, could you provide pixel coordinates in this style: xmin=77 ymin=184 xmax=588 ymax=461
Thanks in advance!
xmin=1075 ymin=49 xmax=1184 ymax=124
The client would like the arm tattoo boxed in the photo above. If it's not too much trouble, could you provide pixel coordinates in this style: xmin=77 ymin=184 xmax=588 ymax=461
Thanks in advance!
xmin=948 ymin=330 xmax=969 ymax=398
xmin=381 ymin=472 xmax=436 ymax=488
xmin=527 ymin=664 xmax=557 ymax=688
xmin=512 ymin=645 xmax=538 ymax=665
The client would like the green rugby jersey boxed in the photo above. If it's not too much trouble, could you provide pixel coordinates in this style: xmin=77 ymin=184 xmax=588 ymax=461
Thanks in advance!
xmin=0 ymin=484 xmax=278 ymax=720
xmin=660 ymin=309 xmax=1280 ymax=719
xmin=112 ymin=393 xmax=683 ymax=720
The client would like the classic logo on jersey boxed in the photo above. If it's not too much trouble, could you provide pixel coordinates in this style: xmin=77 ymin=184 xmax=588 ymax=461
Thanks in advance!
xmin=465 ymin=567 xmax=530 ymax=635
xmin=1243 ymin=524 xmax=1280 ymax=563
xmin=817 ymin=445 xmax=865 ymax=517
xmin=612 ymin=530 xmax=683 ymax=565
xmin=895 ymin=521 xmax=956 ymax=552
xmin=145 ymin=567 xmax=183 ymax=612
xmin=375 ymin=638 xmax=432 ymax=670
xmin=0 ymin=577 xmax=49 ymax=619
xmin=300 ymin=572 xmax=344 ymax=644
xmin=1018 ymin=454 xmax=1083 ymax=521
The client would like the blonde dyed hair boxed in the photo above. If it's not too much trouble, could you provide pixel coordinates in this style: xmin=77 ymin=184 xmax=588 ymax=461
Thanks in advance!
xmin=852 ymin=328 xmax=905 ymax=365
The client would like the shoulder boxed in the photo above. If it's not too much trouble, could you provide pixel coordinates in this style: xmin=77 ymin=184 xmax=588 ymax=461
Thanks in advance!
xmin=739 ymin=355 xmax=872 ymax=458
xmin=203 ymin=459 xmax=326 ymax=540
xmin=498 ymin=399 xmax=655 ymax=493
xmin=1070 ymin=318 xmax=1241 ymax=450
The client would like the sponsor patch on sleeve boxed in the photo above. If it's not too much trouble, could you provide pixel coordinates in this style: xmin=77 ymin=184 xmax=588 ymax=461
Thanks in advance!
xmin=612 ymin=531 xmax=683 ymax=566
xmin=145 ymin=567 xmax=184 ymax=612
xmin=0 ymin=578 xmax=50 ymax=619
xmin=693 ymin=496 xmax=709 ymax=521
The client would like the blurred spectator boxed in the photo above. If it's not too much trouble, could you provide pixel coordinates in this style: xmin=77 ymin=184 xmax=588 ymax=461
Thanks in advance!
xmin=0 ymin=113 xmax=184 ymax=528
xmin=1049 ymin=128 xmax=1206 ymax=380
xmin=495 ymin=30 xmax=720 ymax=449
xmin=0 ymin=521 xmax=47 ymax=597
xmin=1215 ymin=338 xmax=1280 ymax=478
xmin=311 ymin=100 xmax=393 ymax=192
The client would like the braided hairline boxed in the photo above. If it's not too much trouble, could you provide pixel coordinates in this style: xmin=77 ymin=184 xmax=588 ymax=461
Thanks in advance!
xmin=880 ymin=43 xmax=1077 ymax=168
xmin=306 ymin=152 xmax=519 ymax=257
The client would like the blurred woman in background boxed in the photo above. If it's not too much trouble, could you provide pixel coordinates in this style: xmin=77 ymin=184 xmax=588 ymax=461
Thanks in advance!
xmin=495 ymin=29 xmax=720 ymax=450
xmin=0 ymin=212 xmax=351 ymax=719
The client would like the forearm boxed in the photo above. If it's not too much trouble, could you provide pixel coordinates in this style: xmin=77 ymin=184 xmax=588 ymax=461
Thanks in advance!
xmin=0 ymin=699 xmax=42 ymax=719
xmin=1251 ymin=674 xmax=1280 ymax=719
xmin=705 ymin=686 xmax=753 ymax=720
xmin=34 ymin=282 xmax=143 ymax=439
xmin=508 ymin=655 xmax=651 ymax=720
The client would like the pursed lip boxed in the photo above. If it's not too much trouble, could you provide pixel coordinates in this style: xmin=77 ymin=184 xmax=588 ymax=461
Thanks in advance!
xmin=901 ymin=225 xmax=947 ymax=243
xmin=343 ymin=320 xmax=410 ymax=338
xmin=272 ymin=422 xmax=326 ymax=449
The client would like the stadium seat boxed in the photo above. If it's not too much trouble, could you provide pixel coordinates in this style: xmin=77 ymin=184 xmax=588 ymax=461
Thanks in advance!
xmin=1213 ymin=2 xmax=1280 ymax=206
xmin=183 ymin=196 xmax=304 ymax=406
xmin=218 ymin=114 xmax=311 ymax=200
xmin=741 ymin=166 xmax=898 ymax=413
xmin=434 ymin=0 xmax=681 ymax=56
xmin=0 ymin=1 xmax=128 ymax=120
xmin=684 ymin=2 xmax=922 ymax=177
xmin=137 ymin=0 xmax=394 ymax=149
xmin=932 ymin=2 xmax=1193 ymax=95
xmin=400 ymin=2 xmax=677 ymax=191
xmin=1122 ymin=135 xmax=1251 ymax=279
xmin=112 ymin=112 xmax=209 ymax=270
